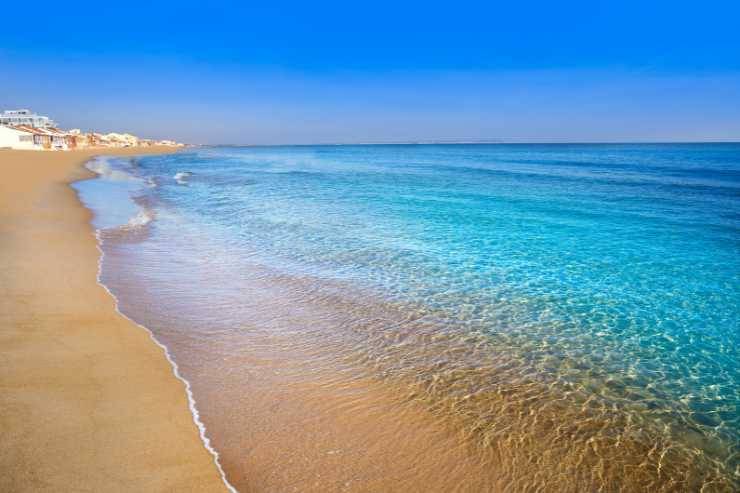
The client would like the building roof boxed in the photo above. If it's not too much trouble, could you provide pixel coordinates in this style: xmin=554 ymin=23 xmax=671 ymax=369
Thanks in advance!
xmin=46 ymin=127 xmax=70 ymax=136
xmin=4 ymin=124 xmax=37 ymax=135
xmin=8 ymin=124 xmax=71 ymax=138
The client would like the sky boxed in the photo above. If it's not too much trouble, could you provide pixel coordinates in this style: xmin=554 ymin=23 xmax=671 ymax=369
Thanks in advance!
xmin=1 ymin=1 xmax=739 ymax=144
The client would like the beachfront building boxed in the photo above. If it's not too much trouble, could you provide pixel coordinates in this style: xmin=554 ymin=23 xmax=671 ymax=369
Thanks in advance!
xmin=90 ymin=133 xmax=111 ymax=147
xmin=10 ymin=125 xmax=53 ymax=149
xmin=0 ymin=113 xmax=179 ymax=150
xmin=45 ymin=128 xmax=72 ymax=150
xmin=68 ymin=129 xmax=95 ymax=149
xmin=0 ymin=109 xmax=56 ymax=129
xmin=157 ymin=139 xmax=183 ymax=147
xmin=0 ymin=124 xmax=75 ymax=150
xmin=103 ymin=132 xmax=139 ymax=147
xmin=0 ymin=124 xmax=38 ymax=150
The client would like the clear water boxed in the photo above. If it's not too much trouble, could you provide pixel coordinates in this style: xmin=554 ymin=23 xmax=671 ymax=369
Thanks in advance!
xmin=75 ymin=144 xmax=740 ymax=491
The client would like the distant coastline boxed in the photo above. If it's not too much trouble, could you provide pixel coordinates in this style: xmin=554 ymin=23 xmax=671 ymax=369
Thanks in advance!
xmin=0 ymin=108 xmax=184 ymax=151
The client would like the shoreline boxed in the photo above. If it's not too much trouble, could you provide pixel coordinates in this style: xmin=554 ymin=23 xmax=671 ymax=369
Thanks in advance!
xmin=0 ymin=148 xmax=230 ymax=492
xmin=84 ymin=182 xmax=237 ymax=493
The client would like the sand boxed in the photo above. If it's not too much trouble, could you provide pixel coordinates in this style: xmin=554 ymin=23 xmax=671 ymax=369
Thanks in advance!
xmin=0 ymin=148 xmax=228 ymax=492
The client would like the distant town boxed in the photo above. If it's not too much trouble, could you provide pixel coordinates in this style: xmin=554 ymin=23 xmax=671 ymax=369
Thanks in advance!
xmin=0 ymin=109 xmax=183 ymax=150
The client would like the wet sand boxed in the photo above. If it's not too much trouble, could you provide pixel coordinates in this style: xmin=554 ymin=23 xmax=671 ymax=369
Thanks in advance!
xmin=0 ymin=149 xmax=227 ymax=492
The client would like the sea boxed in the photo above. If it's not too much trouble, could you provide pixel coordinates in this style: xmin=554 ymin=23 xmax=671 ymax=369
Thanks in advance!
xmin=74 ymin=144 xmax=739 ymax=492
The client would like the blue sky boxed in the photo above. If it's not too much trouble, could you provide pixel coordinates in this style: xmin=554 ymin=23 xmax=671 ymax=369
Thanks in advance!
xmin=1 ymin=1 xmax=739 ymax=144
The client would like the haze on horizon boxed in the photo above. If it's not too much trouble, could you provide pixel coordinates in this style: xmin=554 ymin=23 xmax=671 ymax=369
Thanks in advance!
xmin=1 ymin=0 xmax=739 ymax=145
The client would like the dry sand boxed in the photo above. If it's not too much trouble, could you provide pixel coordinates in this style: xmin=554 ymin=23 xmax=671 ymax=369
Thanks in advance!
xmin=0 ymin=148 xmax=228 ymax=492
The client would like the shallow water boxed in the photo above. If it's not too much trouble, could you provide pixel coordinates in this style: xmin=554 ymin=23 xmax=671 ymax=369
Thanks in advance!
xmin=75 ymin=144 xmax=740 ymax=491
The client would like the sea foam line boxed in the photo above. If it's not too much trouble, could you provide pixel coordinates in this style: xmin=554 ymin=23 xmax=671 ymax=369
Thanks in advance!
xmin=78 ymin=159 xmax=238 ymax=493
xmin=92 ymin=232 xmax=238 ymax=493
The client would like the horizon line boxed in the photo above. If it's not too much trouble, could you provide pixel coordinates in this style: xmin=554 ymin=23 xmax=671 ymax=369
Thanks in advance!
xmin=196 ymin=139 xmax=740 ymax=147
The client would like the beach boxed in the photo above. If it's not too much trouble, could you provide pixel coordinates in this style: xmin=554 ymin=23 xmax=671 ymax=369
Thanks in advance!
xmin=2 ymin=144 xmax=737 ymax=492
xmin=0 ymin=149 xmax=227 ymax=492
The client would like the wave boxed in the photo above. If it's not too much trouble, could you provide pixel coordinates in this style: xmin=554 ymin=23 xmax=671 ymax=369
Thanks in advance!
xmin=86 ymin=157 xmax=142 ymax=182
xmin=174 ymin=171 xmax=193 ymax=184
xmin=124 ymin=208 xmax=155 ymax=229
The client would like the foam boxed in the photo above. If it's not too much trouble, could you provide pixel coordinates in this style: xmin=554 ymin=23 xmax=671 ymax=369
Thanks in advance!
xmin=124 ymin=209 xmax=154 ymax=229
xmin=85 ymin=156 xmax=143 ymax=182
xmin=174 ymin=171 xmax=193 ymax=184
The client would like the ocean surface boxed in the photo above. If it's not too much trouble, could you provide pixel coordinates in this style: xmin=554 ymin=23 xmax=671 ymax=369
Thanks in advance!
xmin=75 ymin=144 xmax=739 ymax=492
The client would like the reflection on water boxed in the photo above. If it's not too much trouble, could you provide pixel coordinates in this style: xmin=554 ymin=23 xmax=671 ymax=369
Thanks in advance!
xmin=75 ymin=145 xmax=740 ymax=491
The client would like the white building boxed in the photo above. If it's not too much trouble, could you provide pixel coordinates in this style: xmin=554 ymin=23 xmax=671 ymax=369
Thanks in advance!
xmin=0 ymin=125 xmax=38 ymax=150
xmin=45 ymin=127 xmax=71 ymax=150
xmin=103 ymin=132 xmax=139 ymax=147
xmin=0 ymin=109 xmax=56 ymax=129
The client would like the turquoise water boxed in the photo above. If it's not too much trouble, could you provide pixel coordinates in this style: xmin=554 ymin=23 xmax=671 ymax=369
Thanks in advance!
xmin=75 ymin=144 xmax=739 ymax=490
